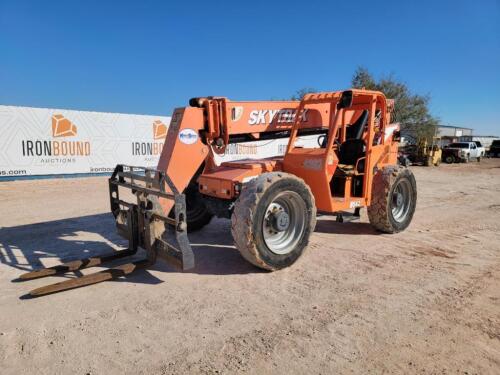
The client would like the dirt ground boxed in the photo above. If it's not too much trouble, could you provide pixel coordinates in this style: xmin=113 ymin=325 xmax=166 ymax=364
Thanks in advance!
xmin=0 ymin=159 xmax=499 ymax=375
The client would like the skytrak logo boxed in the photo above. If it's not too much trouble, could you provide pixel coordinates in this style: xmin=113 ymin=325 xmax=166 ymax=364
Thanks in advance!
xmin=153 ymin=120 xmax=167 ymax=140
xmin=52 ymin=114 xmax=78 ymax=137
xmin=21 ymin=114 xmax=90 ymax=158
xmin=248 ymin=109 xmax=308 ymax=125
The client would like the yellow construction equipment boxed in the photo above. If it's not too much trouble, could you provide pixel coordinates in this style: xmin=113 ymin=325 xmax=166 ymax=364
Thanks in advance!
xmin=403 ymin=137 xmax=441 ymax=166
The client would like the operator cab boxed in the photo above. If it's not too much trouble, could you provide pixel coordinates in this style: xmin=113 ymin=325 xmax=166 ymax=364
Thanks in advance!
xmin=318 ymin=109 xmax=368 ymax=174
xmin=328 ymin=109 xmax=369 ymax=199
xmin=282 ymin=90 xmax=395 ymax=213
xmin=335 ymin=109 xmax=368 ymax=176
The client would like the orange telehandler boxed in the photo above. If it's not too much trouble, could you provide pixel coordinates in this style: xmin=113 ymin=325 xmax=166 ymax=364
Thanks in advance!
xmin=19 ymin=89 xmax=417 ymax=296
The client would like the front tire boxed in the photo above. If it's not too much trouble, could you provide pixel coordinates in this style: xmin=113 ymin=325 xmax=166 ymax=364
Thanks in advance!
xmin=184 ymin=182 xmax=213 ymax=231
xmin=444 ymin=155 xmax=455 ymax=164
xmin=368 ymin=166 xmax=417 ymax=233
xmin=169 ymin=181 xmax=213 ymax=232
xmin=231 ymin=173 xmax=317 ymax=270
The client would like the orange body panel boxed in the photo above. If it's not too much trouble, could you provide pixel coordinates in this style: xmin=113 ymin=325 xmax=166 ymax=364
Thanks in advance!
xmin=156 ymin=107 xmax=209 ymax=214
xmin=198 ymin=158 xmax=283 ymax=199
xmin=282 ymin=148 xmax=336 ymax=211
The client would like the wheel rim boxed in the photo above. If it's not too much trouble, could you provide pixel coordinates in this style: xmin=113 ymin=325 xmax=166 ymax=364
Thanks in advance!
xmin=262 ymin=191 xmax=307 ymax=255
xmin=390 ymin=179 xmax=412 ymax=223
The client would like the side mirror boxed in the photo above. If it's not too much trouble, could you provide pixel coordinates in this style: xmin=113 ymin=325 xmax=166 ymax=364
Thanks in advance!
xmin=337 ymin=90 xmax=353 ymax=109
xmin=317 ymin=134 xmax=327 ymax=148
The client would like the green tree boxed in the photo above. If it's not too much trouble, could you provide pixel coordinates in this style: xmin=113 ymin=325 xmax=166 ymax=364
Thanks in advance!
xmin=351 ymin=67 xmax=438 ymax=142
xmin=290 ymin=87 xmax=317 ymax=101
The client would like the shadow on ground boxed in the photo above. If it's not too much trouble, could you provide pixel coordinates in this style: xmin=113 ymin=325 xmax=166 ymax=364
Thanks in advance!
xmin=0 ymin=214 xmax=259 ymax=287
xmin=314 ymin=217 xmax=382 ymax=235
xmin=0 ymin=213 xmax=382 ymax=295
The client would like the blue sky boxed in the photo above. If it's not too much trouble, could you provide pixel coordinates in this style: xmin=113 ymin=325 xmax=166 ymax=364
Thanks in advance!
xmin=1 ymin=0 xmax=499 ymax=134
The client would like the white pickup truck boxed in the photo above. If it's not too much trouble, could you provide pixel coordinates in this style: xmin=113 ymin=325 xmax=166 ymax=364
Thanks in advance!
xmin=442 ymin=142 xmax=485 ymax=163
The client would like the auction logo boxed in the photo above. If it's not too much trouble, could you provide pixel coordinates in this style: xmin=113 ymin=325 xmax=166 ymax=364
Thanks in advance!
xmin=52 ymin=114 xmax=78 ymax=137
xmin=153 ymin=120 xmax=167 ymax=140
xmin=131 ymin=120 xmax=167 ymax=156
xmin=225 ymin=143 xmax=257 ymax=155
xmin=21 ymin=114 xmax=91 ymax=160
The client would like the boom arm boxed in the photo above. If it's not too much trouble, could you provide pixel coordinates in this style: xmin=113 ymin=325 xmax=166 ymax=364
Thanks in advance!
xmin=155 ymin=97 xmax=329 ymax=214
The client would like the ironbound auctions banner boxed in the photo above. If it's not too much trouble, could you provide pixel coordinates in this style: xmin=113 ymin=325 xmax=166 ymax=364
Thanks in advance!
xmin=0 ymin=105 xmax=172 ymax=177
xmin=0 ymin=105 xmax=318 ymax=178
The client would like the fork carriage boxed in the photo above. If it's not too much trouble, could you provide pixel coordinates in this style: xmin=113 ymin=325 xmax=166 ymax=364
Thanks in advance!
xmin=17 ymin=165 xmax=194 ymax=297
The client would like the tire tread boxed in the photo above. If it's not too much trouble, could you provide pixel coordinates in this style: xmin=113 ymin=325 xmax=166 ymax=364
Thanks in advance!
xmin=231 ymin=172 xmax=316 ymax=270
xmin=367 ymin=166 xmax=416 ymax=233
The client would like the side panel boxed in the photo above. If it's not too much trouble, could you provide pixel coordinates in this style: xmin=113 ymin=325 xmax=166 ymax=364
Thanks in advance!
xmin=283 ymin=148 xmax=336 ymax=211
xmin=224 ymin=101 xmax=330 ymax=136
xmin=156 ymin=107 xmax=209 ymax=214
xmin=198 ymin=158 xmax=283 ymax=199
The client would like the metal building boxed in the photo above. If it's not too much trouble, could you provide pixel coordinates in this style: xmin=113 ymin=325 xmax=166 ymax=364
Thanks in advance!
xmin=437 ymin=125 xmax=473 ymax=146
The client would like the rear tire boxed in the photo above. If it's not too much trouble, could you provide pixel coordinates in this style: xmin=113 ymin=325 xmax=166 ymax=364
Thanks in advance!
xmin=477 ymin=156 xmax=481 ymax=162
xmin=368 ymin=166 xmax=417 ymax=233
xmin=231 ymin=172 xmax=316 ymax=270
